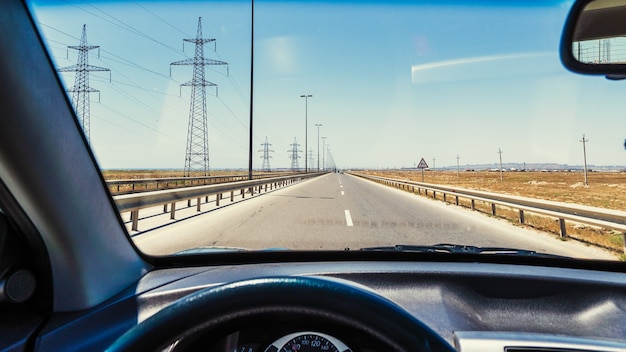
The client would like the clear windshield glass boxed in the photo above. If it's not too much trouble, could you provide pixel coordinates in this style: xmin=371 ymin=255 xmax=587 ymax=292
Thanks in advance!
xmin=28 ymin=0 xmax=626 ymax=260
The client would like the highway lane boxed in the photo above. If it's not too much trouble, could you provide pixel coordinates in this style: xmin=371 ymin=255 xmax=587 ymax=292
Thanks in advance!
xmin=133 ymin=173 xmax=615 ymax=260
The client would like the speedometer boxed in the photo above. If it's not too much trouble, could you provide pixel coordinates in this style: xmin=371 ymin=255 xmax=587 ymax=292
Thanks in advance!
xmin=265 ymin=331 xmax=352 ymax=352
xmin=280 ymin=334 xmax=337 ymax=352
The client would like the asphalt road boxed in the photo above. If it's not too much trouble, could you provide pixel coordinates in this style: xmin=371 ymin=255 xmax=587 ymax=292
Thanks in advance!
xmin=133 ymin=173 xmax=615 ymax=260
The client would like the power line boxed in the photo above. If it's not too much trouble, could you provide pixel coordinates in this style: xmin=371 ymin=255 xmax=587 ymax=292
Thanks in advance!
xmin=93 ymin=78 xmax=180 ymax=97
xmin=67 ymin=1 xmax=187 ymax=58
xmin=134 ymin=2 xmax=191 ymax=37
xmin=98 ymin=50 xmax=180 ymax=82
xmin=98 ymin=103 xmax=174 ymax=140
xmin=91 ymin=108 xmax=179 ymax=149
xmin=36 ymin=22 xmax=79 ymax=41
xmin=213 ymin=47 xmax=249 ymax=105
xmin=102 ymin=79 xmax=164 ymax=122
xmin=216 ymin=96 xmax=247 ymax=130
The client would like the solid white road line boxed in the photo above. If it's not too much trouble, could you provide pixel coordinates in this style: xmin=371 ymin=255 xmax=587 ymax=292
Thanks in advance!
xmin=344 ymin=210 xmax=353 ymax=227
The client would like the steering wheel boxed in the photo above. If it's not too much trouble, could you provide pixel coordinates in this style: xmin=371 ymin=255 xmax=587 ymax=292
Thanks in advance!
xmin=107 ymin=276 xmax=455 ymax=351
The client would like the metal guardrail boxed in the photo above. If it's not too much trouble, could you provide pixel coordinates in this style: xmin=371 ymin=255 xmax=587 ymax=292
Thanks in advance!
xmin=106 ymin=172 xmax=291 ymax=195
xmin=351 ymin=172 xmax=626 ymax=252
xmin=114 ymin=173 xmax=325 ymax=231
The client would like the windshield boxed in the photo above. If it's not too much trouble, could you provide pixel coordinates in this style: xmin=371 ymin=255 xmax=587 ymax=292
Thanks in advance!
xmin=27 ymin=0 xmax=626 ymax=261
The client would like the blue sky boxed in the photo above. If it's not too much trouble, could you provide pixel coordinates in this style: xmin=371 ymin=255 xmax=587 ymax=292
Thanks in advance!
xmin=29 ymin=0 xmax=626 ymax=170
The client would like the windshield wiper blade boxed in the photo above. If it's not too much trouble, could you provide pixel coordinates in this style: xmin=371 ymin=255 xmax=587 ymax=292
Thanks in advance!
xmin=360 ymin=244 xmax=570 ymax=258
xmin=173 ymin=246 xmax=288 ymax=255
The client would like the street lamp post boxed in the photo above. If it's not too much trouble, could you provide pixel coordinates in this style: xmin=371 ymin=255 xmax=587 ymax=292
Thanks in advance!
xmin=321 ymin=136 xmax=327 ymax=171
xmin=300 ymin=94 xmax=312 ymax=173
xmin=315 ymin=123 xmax=322 ymax=171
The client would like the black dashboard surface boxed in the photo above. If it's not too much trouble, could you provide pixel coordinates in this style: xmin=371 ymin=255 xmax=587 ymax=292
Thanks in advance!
xmin=36 ymin=261 xmax=626 ymax=351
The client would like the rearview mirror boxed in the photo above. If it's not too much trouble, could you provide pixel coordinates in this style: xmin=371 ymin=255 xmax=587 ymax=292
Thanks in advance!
xmin=560 ymin=0 xmax=626 ymax=79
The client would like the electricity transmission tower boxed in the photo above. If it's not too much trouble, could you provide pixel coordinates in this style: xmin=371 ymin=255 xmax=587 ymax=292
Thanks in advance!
xmin=171 ymin=17 xmax=228 ymax=177
xmin=288 ymin=137 xmax=302 ymax=172
xmin=326 ymin=149 xmax=336 ymax=171
xmin=58 ymin=24 xmax=110 ymax=144
xmin=259 ymin=136 xmax=274 ymax=172
xmin=308 ymin=148 xmax=315 ymax=170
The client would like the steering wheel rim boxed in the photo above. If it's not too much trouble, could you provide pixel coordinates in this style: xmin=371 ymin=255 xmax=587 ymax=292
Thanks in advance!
xmin=106 ymin=276 xmax=455 ymax=352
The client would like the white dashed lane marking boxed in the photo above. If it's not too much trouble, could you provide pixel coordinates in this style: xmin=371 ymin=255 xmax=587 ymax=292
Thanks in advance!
xmin=344 ymin=210 xmax=353 ymax=227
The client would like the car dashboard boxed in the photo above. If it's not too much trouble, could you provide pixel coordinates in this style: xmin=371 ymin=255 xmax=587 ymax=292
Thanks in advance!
xmin=32 ymin=260 xmax=626 ymax=351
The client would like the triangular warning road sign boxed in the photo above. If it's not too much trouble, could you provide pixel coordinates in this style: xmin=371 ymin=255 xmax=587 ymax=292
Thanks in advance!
xmin=417 ymin=158 xmax=429 ymax=169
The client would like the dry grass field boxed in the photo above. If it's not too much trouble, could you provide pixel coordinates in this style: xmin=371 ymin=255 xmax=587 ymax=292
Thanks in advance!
xmin=363 ymin=170 xmax=626 ymax=254
xmin=102 ymin=169 xmax=247 ymax=180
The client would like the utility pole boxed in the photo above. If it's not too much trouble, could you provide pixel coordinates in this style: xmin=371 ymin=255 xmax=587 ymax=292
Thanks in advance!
xmin=288 ymin=137 xmax=302 ymax=172
xmin=315 ymin=123 xmax=322 ymax=171
xmin=300 ymin=94 xmax=313 ymax=173
xmin=258 ymin=136 xmax=274 ymax=172
xmin=58 ymin=24 xmax=111 ymax=144
xmin=498 ymin=148 xmax=504 ymax=182
xmin=600 ymin=39 xmax=611 ymax=63
xmin=321 ymin=136 xmax=327 ymax=171
xmin=248 ymin=0 xmax=255 ymax=180
xmin=432 ymin=157 xmax=436 ymax=171
xmin=171 ymin=17 xmax=228 ymax=177
xmin=580 ymin=134 xmax=589 ymax=185
xmin=456 ymin=155 xmax=460 ymax=178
